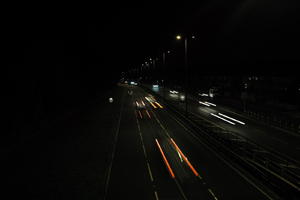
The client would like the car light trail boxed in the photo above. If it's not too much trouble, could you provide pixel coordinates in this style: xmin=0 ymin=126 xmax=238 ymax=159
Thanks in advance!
xmin=170 ymin=138 xmax=199 ymax=177
xmin=199 ymin=101 xmax=211 ymax=107
xmin=138 ymin=110 xmax=143 ymax=119
xmin=199 ymin=93 xmax=209 ymax=96
xmin=210 ymin=113 xmax=236 ymax=125
xmin=150 ymin=102 xmax=157 ymax=109
xmin=145 ymin=110 xmax=151 ymax=119
xmin=155 ymin=139 xmax=175 ymax=178
xmin=141 ymin=100 xmax=145 ymax=106
xmin=155 ymin=102 xmax=163 ymax=108
xmin=170 ymin=90 xmax=179 ymax=94
xmin=218 ymin=113 xmax=245 ymax=125
xmin=136 ymin=101 xmax=140 ymax=107
xmin=205 ymin=102 xmax=216 ymax=107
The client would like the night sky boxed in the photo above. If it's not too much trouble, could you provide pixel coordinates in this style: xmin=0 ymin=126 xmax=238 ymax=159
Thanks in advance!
xmin=4 ymin=4 xmax=300 ymax=129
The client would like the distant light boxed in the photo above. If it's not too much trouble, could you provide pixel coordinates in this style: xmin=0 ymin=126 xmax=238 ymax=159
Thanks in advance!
xmin=192 ymin=35 xmax=195 ymax=39
xmin=153 ymin=84 xmax=159 ymax=88
xmin=167 ymin=50 xmax=171 ymax=54
xmin=109 ymin=97 xmax=113 ymax=103
xmin=180 ymin=95 xmax=185 ymax=100
xmin=199 ymin=93 xmax=209 ymax=97
xmin=176 ymin=35 xmax=182 ymax=40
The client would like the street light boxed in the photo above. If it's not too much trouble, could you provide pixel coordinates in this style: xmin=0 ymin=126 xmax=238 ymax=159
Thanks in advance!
xmin=176 ymin=34 xmax=189 ymax=116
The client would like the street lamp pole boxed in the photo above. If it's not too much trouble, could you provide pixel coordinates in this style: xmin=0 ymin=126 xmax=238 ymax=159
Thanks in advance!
xmin=184 ymin=37 xmax=188 ymax=116
xmin=162 ymin=52 xmax=166 ymax=99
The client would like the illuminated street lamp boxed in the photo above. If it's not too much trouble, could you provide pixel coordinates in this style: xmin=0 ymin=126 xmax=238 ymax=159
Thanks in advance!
xmin=176 ymin=34 xmax=189 ymax=116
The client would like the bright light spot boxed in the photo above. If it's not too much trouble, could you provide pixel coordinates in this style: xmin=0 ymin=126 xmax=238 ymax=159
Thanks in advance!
xmin=199 ymin=93 xmax=209 ymax=96
xmin=180 ymin=95 xmax=185 ymax=101
xmin=153 ymin=84 xmax=159 ymax=88
xmin=218 ymin=113 xmax=245 ymax=125
xmin=170 ymin=90 xmax=179 ymax=94
xmin=136 ymin=101 xmax=140 ymax=107
xmin=192 ymin=35 xmax=195 ymax=39
xmin=205 ymin=102 xmax=216 ymax=107
xmin=199 ymin=101 xmax=211 ymax=107
xmin=109 ymin=97 xmax=113 ymax=103
xmin=167 ymin=50 xmax=171 ymax=53
xmin=141 ymin=101 xmax=145 ymax=106
xmin=210 ymin=113 xmax=235 ymax=125
xmin=176 ymin=35 xmax=182 ymax=40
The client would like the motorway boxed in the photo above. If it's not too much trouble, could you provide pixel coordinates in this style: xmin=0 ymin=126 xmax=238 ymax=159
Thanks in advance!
xmin=3 ymin=84 xmax=280 ymax=199
xmin=149 ymin=85 xmax=300 ymax=162
xmin=105 ymin=84 xmax=273 ymax=199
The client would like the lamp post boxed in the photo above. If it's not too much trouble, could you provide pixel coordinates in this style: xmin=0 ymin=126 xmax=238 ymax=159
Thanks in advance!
xmin=176 ymin=35 xmax=189 ymax=116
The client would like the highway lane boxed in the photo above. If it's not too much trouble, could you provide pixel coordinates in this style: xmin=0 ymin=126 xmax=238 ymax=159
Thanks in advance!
xmin=104 ymin=85 xmax=155 ymax=199
xmin=149 ymin=86 xmax=300 ymax=162
xmin=133 ymin=87 xmax=272 ymax=199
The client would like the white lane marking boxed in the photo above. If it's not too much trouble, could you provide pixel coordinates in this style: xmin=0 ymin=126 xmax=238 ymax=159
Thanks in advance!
xmin=147 ymin=162 xmax=154 ymax=182
xmin=167 ymin=112 xmax=275 ymax=200
xmin=104 ymin=89 xmax=126 ymax=200
xmin=142 ymin=145 xmax=147 ymax=157
xmin=210 ymin=113 xmax=236 ymax=125
xmin=154 ymin=191 xmax=159 ymax=200
xmin=208 ymin=188 xmax=218 ymax=200
xmin=174 ymin=179 xmax=188 ymax=200
xmin=218 ymin=113 xmax=245 ymax=125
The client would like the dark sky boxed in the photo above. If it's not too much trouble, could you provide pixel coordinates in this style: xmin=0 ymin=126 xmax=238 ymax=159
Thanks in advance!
xmin=5 ymin=3 xmax=300 ymax=89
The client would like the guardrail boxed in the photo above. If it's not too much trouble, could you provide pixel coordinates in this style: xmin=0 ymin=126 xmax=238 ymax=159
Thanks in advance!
xmin=141 ymin=85 xmax=300 ymax=199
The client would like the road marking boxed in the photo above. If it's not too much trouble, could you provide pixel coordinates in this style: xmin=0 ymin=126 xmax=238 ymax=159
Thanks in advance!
xmin=155 ymin=138 xmax=175 ymax=178
xmin=154 ymin=191 xmax=159 ymax=200
xmin=104 ymin=89 xmax=125 ymax=200
xmin=151 ymin=111 xmax=172 ymax=138
xmin=147 ymin=162 xmax=154 ymax=182
xmin=208 ymin=188 xmax=218 ymax=200
xmin=167 ymin=112 xmax=275 ymax=200
xmin=174 ymin=178 xmax=188 ymax=200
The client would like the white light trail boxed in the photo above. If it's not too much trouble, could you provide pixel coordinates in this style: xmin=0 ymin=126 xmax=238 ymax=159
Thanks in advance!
xmin=210 ymin=113 xmax=236 ymax=125
xmin=218 ymin=113 xmax=245 ymax=125
xmin=205 ymin=102 xmax=216 ymax=107
xmin=199 ymin=101 xmax=211 ymax=107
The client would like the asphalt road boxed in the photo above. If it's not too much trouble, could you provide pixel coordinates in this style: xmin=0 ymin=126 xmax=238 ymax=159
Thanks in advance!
xmin=109 ymin=85 xmax=272 ymax=199
xmin=149 ymin=85 xmax=300 ymax=162
xmin=3 ymin=84 xmax=277 ymax=199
